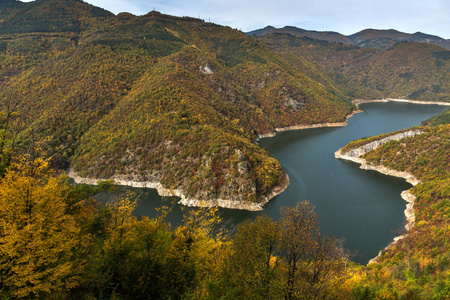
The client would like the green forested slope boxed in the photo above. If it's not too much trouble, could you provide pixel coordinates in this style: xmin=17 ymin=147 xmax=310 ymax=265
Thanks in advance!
xmin=0 ymin=0 xmax=112 ymax=35
xmin=257 ymin=33 xmax=450 ymax=102
xmin=0 ymin=1 xmax=352 ymax=205
xmin=423 ymin=108 xmax=450 ymax=126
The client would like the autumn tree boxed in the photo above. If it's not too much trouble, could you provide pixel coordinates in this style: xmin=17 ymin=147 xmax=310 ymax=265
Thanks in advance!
xmin=218 ymin=215 xmax=283 ymax=299
xmin=83 ymin=201 xmax=229 ymax=299
xmin=0 ymin=155 xmax=87 ymax=298
xmin=186 ymin=207 xmax=228 ymax=283
xmin=280 ymin=201 xmax=318 ymax=299
xmin=0 ymin=94 xmax=21 ymax=176
xmin=215 ymin=202 xmax=348 ymax=300
xmin=280 ymin=201 xmax=347 ymax=300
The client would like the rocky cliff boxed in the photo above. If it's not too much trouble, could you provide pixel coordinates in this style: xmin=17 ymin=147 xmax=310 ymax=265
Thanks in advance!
xmin=335 ymin=129 xmax=423 ymax=185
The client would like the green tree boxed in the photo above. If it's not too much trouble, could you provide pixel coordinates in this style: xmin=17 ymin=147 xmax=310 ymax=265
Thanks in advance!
xmin=280 ymin=201 xmax=347 ymax=300
xmin=217 ymin=215 xmax=283 ymax=299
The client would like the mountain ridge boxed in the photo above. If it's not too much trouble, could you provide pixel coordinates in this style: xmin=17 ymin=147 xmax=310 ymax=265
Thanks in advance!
xmin=248 ymin=26 xmax=450 ymax=49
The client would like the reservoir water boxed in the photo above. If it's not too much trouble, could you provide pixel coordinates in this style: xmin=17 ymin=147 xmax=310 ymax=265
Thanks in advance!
xmin=129 ymin=102 xmax=446 ymax=264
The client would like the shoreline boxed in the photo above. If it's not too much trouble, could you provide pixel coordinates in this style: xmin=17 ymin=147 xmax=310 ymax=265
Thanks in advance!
xmin=68 ymin=98 xmax=446 ymax=212
xmin=352 ymin=98 xmax=450 ymax=107
xmin=334 ymin=130 xmax=422 ymax=265
xmin=69 ymin=108 xmax=362 ymax=212
xmin=256 ymin=109 xmax=362 ymax=141
xmin=178 ymin=171 xmax=290 ymax=211
xmin=68 ymin=169 xmax=290 ymax=212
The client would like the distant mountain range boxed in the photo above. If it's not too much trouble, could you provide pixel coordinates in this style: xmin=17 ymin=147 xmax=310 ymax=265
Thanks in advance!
xmin=248 ymin=26 xmax=450 ymax=49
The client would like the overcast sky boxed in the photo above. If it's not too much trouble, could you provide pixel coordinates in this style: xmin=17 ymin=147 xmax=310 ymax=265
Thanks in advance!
xmin=24 ymin=0 xmax=450 ymax=38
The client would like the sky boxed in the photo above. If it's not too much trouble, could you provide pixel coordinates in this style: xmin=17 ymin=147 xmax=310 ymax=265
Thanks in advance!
xmin=23 ymin=0 xmax=450 ymax=39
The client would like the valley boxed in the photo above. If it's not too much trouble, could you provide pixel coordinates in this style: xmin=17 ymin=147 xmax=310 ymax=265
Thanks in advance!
xmin=0 ymin=0 xmax=449 ymax=298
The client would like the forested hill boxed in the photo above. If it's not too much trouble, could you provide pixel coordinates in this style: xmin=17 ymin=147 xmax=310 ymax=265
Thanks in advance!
xmin=0 ymin=0 xmax=113 ymax=33
xmin=256 ymin=33 xmax=450 ymax=102
xmin=0 ymin=0 xmax=353 ymax=208
xmin=249 ymin=26 xmax=450 ymax=49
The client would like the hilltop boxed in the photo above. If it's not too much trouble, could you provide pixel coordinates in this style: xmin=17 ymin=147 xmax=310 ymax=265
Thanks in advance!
xmin=248 ymin=25 xmax=353 ymax=45
xmin=249 ymin=26 xmax=450 ymax=49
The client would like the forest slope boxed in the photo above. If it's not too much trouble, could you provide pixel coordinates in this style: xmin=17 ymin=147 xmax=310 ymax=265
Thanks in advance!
xmin=0 ymin=0 xmax=352 ymax=208
xmin=256 ymin=33 xmax=450 ymax=102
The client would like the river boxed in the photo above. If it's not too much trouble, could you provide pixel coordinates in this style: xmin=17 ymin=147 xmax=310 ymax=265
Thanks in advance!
xmin=125 ymin=101 xmax=446 ymax=264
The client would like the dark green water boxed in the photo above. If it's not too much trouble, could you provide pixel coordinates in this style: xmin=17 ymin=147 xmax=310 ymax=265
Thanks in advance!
xmin=129 ymin=102 xmax=446 ymax=264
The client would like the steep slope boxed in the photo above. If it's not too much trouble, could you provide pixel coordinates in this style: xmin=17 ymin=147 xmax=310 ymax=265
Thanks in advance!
xmin=423 ymin=108 xmax=450 ymax=126
xmin=69 ymin=13 xmax=352 ymax=207
xmin=0 ymin=0 xmax=113 ymax=34
xmin=256 ymin=33 xmax=450 ymax=102
xmin=0 ymin=3 xmax=353 ymax=208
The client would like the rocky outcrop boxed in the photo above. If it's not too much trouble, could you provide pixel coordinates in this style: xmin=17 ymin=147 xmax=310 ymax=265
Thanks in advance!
xmin=68 ymin=170 xmax=289 ymax=211
xmin=334 ymin=129 xmax=422 ymax=264
xmin=199 ymin=64 xmax=213 ymax=74
xmin=178 ymin=172 xmax=290 ymax=210
xmin=335 ymin=129 xmax=422 ymax=185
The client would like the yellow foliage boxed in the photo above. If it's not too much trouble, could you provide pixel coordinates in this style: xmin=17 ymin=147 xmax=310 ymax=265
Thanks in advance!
xmin=106 ymin=190 xmax=138 ymax=230
xmin=0 ymin=155 xmax=85 ymax=298
xmin=269 ymin=255 xmax=278 ymax=269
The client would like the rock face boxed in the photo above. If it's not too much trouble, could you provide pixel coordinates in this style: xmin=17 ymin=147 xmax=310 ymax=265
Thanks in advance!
xmin=342 ymin=129 xmax=422 ymax=158
xmin=335 ymin=129 xmax=423 ymax=185
xmin=199 ymin=64 xmax=213 ymax=74
xmin=335 ymin=129 xmax=422 ymax=264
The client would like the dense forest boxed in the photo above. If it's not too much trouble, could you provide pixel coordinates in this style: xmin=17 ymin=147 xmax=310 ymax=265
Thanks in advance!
xmin=1 ymin=0 xmax=449 ymax=207
xmin=0 ymin=0 xmax=449 ymax=298
xmin=0 ymin=0 xmax=353 ymax=207
xmin=255 ymin=33 xmax=450 ymax=102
